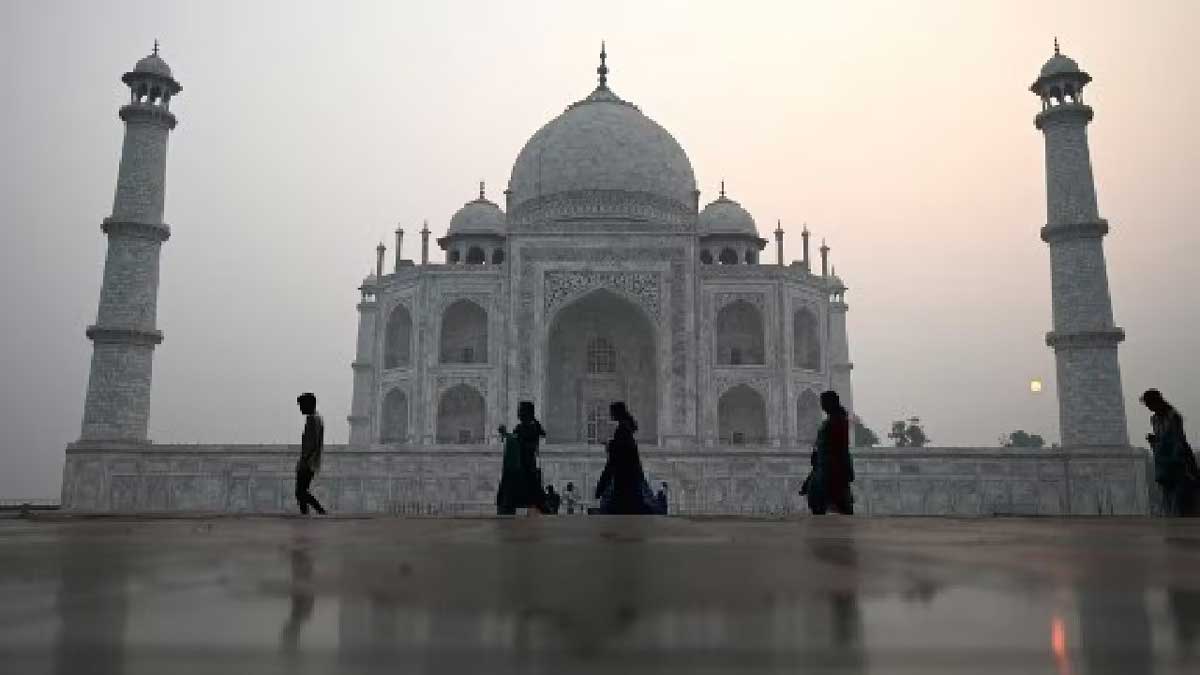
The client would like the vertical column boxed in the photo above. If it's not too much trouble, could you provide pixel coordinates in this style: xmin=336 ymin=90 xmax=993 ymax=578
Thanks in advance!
xmin=1034 ymin=58 xmax=1128 ymax=448
xmin=79 ymin=53 xmax=181 ymax=442
xmin=348 ymin=287 xmax=377 ymax=447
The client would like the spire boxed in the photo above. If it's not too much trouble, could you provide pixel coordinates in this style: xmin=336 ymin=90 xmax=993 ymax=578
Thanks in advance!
xmin=479 ymin=180 xmax=486 ymax=200
xmin=153 ymin=39 xmax=160 ymax=56
xmin=597 ymin=41 xmax=609 ymax=89
xmin=1053 ymin=36 xmax=1060 ymax=56
xmin=719 ymin=180 xmax=726 ymax=199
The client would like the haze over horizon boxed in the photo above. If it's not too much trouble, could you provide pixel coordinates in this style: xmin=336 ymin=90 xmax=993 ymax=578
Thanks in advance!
xmin=2 ymin=0 xmax=1198 ymax=498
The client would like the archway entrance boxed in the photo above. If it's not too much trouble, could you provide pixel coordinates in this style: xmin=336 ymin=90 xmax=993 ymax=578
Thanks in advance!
xmin=546 ymin=289 xmax=657 ymax=444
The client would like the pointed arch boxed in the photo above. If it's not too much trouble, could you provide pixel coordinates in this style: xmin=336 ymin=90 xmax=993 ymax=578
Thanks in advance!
xmin=793 ymin=307 xmax=821 ymax=370
xmin=796 ymin=389 xmax=823 ymax=445
xmin=718 ymin=384 xmax=767 ymax=446
xmin=381 ymin=388 xmax=409 ymax=443
xmin=716 ymin=300 xmax=765 ymax=365
xmin=440 ymin=299 xmax=487 ymax=364
xmin=384 ymin=304 xmax=412 ymax=369
xmin=547 ymin=288 xmax=657 ymax=443
xmin=436 ymin=384 xmax=485 ymax=444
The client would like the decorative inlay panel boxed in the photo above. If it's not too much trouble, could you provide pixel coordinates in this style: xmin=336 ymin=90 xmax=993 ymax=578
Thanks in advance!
xmin=544 ymin=270 xmax=660 ymax=319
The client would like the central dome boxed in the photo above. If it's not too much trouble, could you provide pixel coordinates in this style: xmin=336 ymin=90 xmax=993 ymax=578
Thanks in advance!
xmin=507 ymin=84 xmax=697 ymax=221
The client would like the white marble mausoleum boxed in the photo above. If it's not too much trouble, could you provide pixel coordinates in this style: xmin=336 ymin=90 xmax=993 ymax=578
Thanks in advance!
xmin=61 ymin=44 xmax=1150 ymax=516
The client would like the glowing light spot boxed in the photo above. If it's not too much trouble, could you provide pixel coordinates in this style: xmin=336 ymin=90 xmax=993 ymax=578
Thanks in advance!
xmin=1030 ymin=379 xmax=1044 ymax=394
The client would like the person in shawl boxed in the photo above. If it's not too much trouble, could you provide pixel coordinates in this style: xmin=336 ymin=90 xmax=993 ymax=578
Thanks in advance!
xmin=496 ymin=401 xmax=548 ymax=515
xmin=595 ymin=402 xmax=657 ymax=515
xmin=1142 ymin=389 xmax=1200 ymax=517
xmin=806 ymin=390 xmax=855 ymax=515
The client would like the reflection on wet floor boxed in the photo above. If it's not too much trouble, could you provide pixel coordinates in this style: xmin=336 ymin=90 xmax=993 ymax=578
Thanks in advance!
xmin=0 ymin=516 xmax=1197 ymax=673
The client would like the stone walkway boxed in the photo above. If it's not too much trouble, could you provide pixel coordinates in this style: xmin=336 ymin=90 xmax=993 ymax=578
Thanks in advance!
xmin=0 ymin=515 xmax=1197 ymax=673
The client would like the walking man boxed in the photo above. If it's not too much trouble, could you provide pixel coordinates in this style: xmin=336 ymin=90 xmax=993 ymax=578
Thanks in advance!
xmin=295 ymin=392 xmax=327 ymax=515
xmin=1142 ymin=389 xmax=1200 ymax=517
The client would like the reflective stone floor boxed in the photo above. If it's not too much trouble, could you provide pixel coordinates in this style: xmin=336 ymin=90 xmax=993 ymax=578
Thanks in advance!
xmin=0 ymin=515 xmax=1198 ymax=674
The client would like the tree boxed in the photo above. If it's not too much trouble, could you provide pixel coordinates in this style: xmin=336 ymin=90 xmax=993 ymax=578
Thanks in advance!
xmin=889 ymin=417 xmax=929 ymax=448
xmin=1002 ymin=430 xmax=1045 ymax=449
xmin=853 ymin=418 xmax=879 ymax=447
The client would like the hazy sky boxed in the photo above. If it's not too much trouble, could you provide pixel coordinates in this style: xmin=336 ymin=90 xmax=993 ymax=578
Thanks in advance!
xmin=2 ymin=1 xmax=1198 ymax=498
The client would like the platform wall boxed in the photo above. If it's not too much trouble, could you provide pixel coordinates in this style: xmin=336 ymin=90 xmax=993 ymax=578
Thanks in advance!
xmin=61 ymin=443 xmax=1150 ymax=516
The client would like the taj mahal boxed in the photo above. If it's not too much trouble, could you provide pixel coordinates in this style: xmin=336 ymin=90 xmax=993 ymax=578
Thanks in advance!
xmin=61 ymin=43 xmax=1151 ymax=515
xmin=348 ymin=45 xmax=851 ymax=453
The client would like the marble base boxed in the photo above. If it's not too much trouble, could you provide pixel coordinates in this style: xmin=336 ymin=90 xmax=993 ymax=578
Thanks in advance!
xmin=62 ymin=443 xmax=1151 ymax=516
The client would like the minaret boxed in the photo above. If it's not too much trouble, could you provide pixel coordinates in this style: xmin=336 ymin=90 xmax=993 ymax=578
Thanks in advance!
xmin=828 ymin=280 xmax=855 ymax=436
xmin=347 ymin=281 xmax=377 ymax=448
xmin=819 ymin=239 xmax=829 ymax=277
xmin=79 ymin=44 xmax=181 ymax=443
xmin=394 ymin=225 xmax=404 ymax=271
xmin=1031 ymin=40 xmax=1128 ymax=447
xmin=774 ymin=220 xmax=785 ymax=266
xmin=801 ymin=225 xmax=811 ymax=271
xmin=420 ymin=220 xmax=430 ymax=265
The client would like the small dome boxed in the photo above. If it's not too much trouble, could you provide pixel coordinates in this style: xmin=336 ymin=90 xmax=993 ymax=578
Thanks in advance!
xmin=698 ymin=191 xmax=757 ymax=236
xmin=1039 ymin=53 xmax=1081 ymax=78
xmin=134 ymin=53 xmax=173 ymax=79
xmin=448 ymin=192 xmax=505 ymax=234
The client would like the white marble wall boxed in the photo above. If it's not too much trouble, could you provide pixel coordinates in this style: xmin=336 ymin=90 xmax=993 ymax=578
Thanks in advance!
xmin=62 ymin=443 xmax=1150 ymax=516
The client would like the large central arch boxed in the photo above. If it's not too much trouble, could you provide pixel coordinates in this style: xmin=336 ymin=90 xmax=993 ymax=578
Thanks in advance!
xmin=546 ymin=289 xmax=657 ymax=444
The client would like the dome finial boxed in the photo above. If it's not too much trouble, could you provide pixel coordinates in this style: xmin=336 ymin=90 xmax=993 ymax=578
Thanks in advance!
xmin=597 ymin=41 xmax=609 ymax=89
xmin=153 ymin=39 xmax=160 ymax=56
xmin=1053 ymin=36 xmax=1060 ymax=56
xmin=719 ymin=180 xmax=726 ymax=199
xmin=479 ymin=180 xmax=486 ymax=200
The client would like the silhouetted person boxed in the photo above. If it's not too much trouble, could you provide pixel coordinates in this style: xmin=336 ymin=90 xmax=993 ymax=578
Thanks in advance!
xmin=295 ymin=393 xmax=327 ymax=515
xmin=564 ymin=481 xmax=580 ymax=514
xmin=655 ymin=482 xmax=669 ymax=515
xmin=544 ymin=485 xmax=561 ymax=514
xmin=1142 ymin=389 xmax=1199 ymax=517
xmin=496 ymin=424 xmax=520 ymax=515
xmin=807 ymin=390 xmax=854 ymax=515
xmin=595 ymin=402 xmax=655 ymax=514
xmin=497 ymin=402 xmax=547 ymax=515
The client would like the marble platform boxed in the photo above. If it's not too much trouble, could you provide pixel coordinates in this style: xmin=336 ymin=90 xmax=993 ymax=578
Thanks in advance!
xmin=62 ymin=443 xmax=1151 ymax=516
xmin=1 ymin=515 xmax=1198 ymax=674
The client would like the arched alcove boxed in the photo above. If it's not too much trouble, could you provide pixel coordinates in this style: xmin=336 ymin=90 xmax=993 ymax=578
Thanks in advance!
xmin=546 ymin=289 xmax=657 ymax=443
xmin=718 ymin=384 xmax=767 ymax=446
xmin=718 ymin=248 xmax=739 ymax=265
xmin=716 ymin=300 xmax=765 ymax=365
xmin=384 ymin=305 xmax=412 ymax=369
xmin=466 ymin=246 xmax=486 ymax=265
xmin=381 ymin=388 xmax=409 ymax=443
xmin=796 ymin=389 xmax=823 ymax=446
xmin=793 ymin=307 xmax=821 ymax=370
xmin=436 ymin=384 xmax=485 ymax=443
xmin=699 ymin=250 xmax=714 ymax=265
xmin=440 ymin=299 xmax=487 ymax=364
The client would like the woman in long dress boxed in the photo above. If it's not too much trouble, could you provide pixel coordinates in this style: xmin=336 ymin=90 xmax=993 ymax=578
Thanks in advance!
xmin=806 ymin=390 xmax=854 ymax=515
xmin=595 ymin=402 xmax=656 ymax=515
xmin=496 ymin=401 xmax=547 ymax=515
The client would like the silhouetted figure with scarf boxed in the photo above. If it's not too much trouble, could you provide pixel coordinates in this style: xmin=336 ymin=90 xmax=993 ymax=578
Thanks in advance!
xmin=806 ymin=390 xmax=854 ymax=515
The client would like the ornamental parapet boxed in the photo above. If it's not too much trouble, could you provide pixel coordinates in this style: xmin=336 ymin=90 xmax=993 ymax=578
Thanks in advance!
xmin=101 ymin=218 xmax=171 ymax=242
xmin=1045 ymin=328 xmax=1125 ymax=350
xmin=118 ymin=103 xmax=178 ymax=129
xmin=1034 ymin=103 xmax=1093 ymax=130
xmin=1040 ymin=219 xmax=1109 ymax=244
xmin=85 ymin=325 xmax=163 ymax=346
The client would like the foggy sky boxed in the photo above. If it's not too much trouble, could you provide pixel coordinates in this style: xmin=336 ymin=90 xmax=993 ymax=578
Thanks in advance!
xmin=2 ymin=0 xmax=1198 ymax=498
